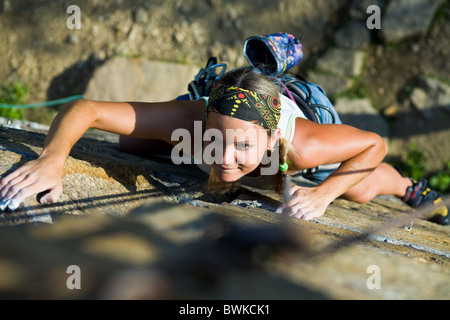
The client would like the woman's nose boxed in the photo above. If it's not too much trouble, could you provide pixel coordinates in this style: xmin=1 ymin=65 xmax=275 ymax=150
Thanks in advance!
xmin=222 ymin=144 xmax=236 ymax=165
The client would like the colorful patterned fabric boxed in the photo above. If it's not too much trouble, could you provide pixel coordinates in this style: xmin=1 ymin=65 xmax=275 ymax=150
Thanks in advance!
xmin=243 ymin=32 xmax=303 ymax=76
xmin=206 ymin=84 xmax=281 ymax=130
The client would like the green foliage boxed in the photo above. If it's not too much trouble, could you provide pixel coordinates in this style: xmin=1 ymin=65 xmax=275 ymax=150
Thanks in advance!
xmin=434 ymin=0 xmax=450 ymax=25
xmin=396 ymin=143 xmax=427 ymax=181
xmin=395 ymin=143 xmax=450 ymax=195
xmin=339 ymin=81 xmax=369 ymax=100
xmin=330 ymin=75 xmax=381 ymax=109
xmin=429 ymin=161 xmax=450 ymax=194
xmin=0 ymin=82 xmax=28 ymax=120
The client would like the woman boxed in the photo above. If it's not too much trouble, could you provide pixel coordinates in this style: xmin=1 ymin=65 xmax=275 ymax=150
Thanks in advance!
xmin=0 ymin=67 xmax=448 ymax=224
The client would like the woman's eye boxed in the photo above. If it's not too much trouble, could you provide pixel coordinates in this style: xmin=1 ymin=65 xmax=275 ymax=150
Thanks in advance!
xmin=236 ymin=143 xmax=250 ymax=150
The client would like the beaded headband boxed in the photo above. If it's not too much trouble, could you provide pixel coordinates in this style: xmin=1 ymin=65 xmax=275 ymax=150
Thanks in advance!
xmin=206 ymin=84 xmax=281 ymax=130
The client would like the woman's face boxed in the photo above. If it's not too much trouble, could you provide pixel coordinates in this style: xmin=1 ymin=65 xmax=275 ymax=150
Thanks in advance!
xmin=205 ymin=112 xmax=279 ymax=182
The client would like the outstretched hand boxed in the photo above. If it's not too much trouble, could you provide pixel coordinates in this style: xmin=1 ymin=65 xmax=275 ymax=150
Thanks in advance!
xmin=0 ymin=155 xmax=63 ymax=212
xmin=276 ymin=184 xmax=334 ymax=221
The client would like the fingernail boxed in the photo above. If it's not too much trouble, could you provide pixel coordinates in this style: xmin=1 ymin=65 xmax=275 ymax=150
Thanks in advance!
xmin=7 ymin=199 xmax=20 ymax=212
xmin=275 ymin=207 xmax=282 ymax=214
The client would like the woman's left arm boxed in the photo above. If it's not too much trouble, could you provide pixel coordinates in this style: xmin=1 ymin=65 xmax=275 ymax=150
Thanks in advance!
xmin=280 ymin=119 xmax=388 ymax=220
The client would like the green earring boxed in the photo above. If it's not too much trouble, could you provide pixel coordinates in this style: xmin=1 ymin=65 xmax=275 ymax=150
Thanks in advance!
xmin=279 ymin=162 xmax=288 ymax=172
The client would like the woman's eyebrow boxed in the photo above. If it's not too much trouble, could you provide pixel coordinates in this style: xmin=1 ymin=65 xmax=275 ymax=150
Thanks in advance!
xmin=235 ymin=140 xmax=257 ymax=145
xmin=233 ymin=136 xmax=257 ymax=142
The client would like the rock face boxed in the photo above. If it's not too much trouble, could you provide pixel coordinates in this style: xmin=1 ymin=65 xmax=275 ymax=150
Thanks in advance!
xmin=83 ymin=58 xmax=199 ymax=102
xmin=380 ymin=0 xmax=445 ymax=43
xmin=0 ymin=125 xmax=449 ymax=300
xmin=334 ymin=98 xmax=390 ymax=138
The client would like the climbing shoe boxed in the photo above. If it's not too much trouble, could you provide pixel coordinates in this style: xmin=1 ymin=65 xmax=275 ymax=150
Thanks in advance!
xmin=402 ymin=178 xmax=449 ymax=225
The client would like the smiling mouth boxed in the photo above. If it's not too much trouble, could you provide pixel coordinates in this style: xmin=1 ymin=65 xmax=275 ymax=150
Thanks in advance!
xmin=217 ymin=165 xmax=239 ymax=171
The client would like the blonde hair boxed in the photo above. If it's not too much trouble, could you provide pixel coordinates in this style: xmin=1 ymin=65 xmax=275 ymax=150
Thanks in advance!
xmin=206 ymin=67 xmax=293 ymax=195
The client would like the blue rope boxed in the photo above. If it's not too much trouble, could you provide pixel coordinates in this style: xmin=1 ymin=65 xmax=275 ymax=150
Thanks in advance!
xmin=0 ymin=95 xmax=85 ymax=109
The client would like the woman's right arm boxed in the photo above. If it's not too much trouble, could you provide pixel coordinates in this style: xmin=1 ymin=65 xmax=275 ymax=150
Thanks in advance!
xmin=0 ymin=98 xmax=205 ymax=210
